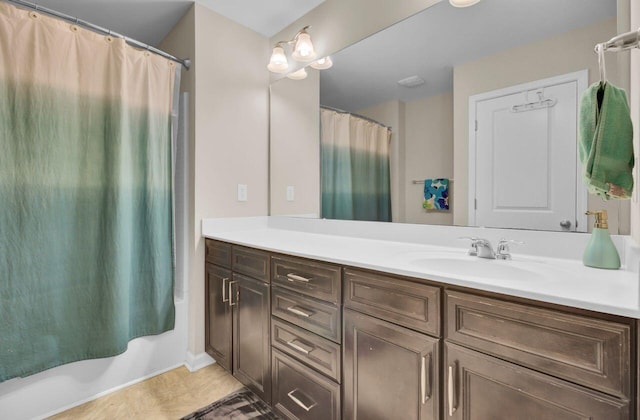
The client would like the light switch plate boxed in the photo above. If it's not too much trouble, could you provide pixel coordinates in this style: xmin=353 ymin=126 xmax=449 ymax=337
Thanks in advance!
xmin=237 ymin=184 xmax=248 ymax=201
xmin=286 ymin=186 xmax=295 ymax=202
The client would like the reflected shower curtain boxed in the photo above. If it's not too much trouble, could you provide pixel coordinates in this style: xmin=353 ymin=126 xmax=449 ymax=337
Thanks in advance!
xmin=0 ymin=3 xmax=177 ymax=381
xmin=321 ymin=109 xmax=392 ymax=221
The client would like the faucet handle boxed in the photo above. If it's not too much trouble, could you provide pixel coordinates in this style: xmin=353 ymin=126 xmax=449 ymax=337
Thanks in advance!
xmin=458 ymin=236 xmax=479 ymax=256
xmin=496 ymin=239 xmax=524 ymax=260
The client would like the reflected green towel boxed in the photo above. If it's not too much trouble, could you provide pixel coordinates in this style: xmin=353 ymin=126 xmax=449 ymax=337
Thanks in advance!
xmin=578 ymin=81 xmax=634 ymax=199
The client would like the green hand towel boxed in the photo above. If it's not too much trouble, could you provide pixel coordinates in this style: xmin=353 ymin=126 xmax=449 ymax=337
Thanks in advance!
xmin=579 ymin=81 xmax=634 ymax=199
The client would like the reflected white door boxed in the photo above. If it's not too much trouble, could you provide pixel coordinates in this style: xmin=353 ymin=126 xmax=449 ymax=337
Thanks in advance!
xmin=469 ymin=71 xmax=588 ymax=232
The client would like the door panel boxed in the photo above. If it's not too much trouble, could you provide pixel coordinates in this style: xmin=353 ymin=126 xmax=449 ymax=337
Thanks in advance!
xmin=473 ymin=75 xmax=584 ymax=231
xmin=205 ymin=263 xmax=232 ymax=372
xmin=445 ymin=342 xmax=629 ymax=420
xmin=344 ymin=309 xmax=439 ymax=420
xmin=233 ymin=273 xmax=271 ymax=403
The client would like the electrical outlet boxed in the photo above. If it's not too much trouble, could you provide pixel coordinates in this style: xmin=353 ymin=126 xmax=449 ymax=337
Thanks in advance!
xmin=286 ymin=186 xmax=295 ymax=201
xmin=237 ymin=184 xmax=248 ymax=201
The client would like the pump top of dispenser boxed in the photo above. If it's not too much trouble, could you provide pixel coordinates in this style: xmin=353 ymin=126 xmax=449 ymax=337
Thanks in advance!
xmin=586 ymin=210 xmax=608 ymax=229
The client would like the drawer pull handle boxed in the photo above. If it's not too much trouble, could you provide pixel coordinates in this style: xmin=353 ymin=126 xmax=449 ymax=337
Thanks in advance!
xmin=287 ymin=389 xmax=317 ymax=412
xmin=286 ymin=339 xmax=314 ymax=355
xmin=221 ymin=277 xmax=229 ymax=302
xmin=228 ymin=280 xmax=238 ymax=306
xmin=286 ymin=306 xmax=314 ymax=317
xmin=286 ymin=273 xmax=311 ymax=283
xmin=448 ymin=363 xmax=457 ymax=416
xmin=421 ymin=353 xmax=431 ymax=404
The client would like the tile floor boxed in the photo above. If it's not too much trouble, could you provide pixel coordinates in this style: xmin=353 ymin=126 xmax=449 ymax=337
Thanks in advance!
xmin=48 ymin=364 xmax=243 ymax=420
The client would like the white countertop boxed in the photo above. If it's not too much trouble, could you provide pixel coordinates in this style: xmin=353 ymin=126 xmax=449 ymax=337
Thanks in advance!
xmin=202 ymin=217 xmax=640 ymax=319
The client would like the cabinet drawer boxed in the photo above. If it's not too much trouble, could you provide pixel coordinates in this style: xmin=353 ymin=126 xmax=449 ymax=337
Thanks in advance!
xmin=272 ymin=317 xmax=341 ymax=383
xmin=272 ymin=287 xmax=341 ymax=343
xmin=205 ymin=239 xmax=231 ymax=268
xmin=272 ymin=255 xmax=341 ymax=304
xmin=232 ymin=246 xmax=270 ymax=282
xmin=344 ymin=269 xmax=441 ymax=337
xmin=446 ymin=290 xmax=632 ymax=398
xmin=272 ymin=349 xmax=341 ymax=420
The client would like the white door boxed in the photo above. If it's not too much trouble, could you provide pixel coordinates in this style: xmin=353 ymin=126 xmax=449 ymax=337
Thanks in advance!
xmin=469 ymin=71 xmax=588 ymax=232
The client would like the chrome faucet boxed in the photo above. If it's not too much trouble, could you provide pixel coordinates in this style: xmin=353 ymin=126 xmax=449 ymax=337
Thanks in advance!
xmin=496 ymin=239 xmax=524 ymax=260
xmin=459 ymin=237 xmax=494 ymax=259
xmin=459 ymin=237 xmax=524 ymax=260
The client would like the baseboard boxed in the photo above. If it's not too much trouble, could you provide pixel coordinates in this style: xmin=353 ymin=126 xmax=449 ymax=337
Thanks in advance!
xmin=37 ymin=361 xmax=186 ymax=420
xmin=184 ymin=351 xmax=215 ymax=372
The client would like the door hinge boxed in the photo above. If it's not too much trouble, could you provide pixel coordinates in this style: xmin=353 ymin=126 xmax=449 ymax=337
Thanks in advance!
xmin=474 ymin=198 xmax=477 ymax=210
xmin=475 ymin=120 xmax=478 ymax=131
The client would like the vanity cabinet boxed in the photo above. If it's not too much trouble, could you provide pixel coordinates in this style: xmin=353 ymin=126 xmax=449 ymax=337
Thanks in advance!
xmin=444 ymin=342 xmax=629 ymax=419
xmin=444 ymin=290 xmax=632 ymax=419
xmin=204 ymin=239 xmax=638 ymax=419
xmin=270 ymin=254 xmax=342 ymax=420
xmin=343 ymin=269 xmax=441 ymax=420
xmin=204 ymin=240 xmax=271 ymax=404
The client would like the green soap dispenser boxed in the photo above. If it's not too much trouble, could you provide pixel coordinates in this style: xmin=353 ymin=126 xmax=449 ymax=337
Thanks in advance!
xmin=583 ymin=210 xmax=620 ymax=270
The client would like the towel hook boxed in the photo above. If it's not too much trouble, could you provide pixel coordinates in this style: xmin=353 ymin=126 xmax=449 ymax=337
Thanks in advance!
xmin=596 ymin=43 xmax=607 ymax=83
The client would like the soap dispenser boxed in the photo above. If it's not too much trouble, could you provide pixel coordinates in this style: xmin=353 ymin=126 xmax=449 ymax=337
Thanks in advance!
xmin=583 ymin=210 xmax=620 ymax=269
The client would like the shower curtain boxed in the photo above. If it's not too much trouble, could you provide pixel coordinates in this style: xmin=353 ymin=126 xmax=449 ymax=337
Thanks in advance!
xmin=321 ymin=108 xmax=392 ymax=221
xmin=0 ymin=3 xmax=178 ymax=381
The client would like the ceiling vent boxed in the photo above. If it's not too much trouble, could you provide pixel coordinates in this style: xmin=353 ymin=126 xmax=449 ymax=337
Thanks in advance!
xmin=397 ymin=75 xmax=425 ymax=88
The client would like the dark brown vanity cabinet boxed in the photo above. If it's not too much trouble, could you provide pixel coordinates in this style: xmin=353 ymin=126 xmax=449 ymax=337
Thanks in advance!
xmin=343 ymin=269 xmax=441 ymax=420
xmin=204 ymin=240 xmax=271 ymax=404
xmin=444 ymin=290 xmax=633 ymax=419
xmin=270 ymin=255 xmax=342 ymax=420
xmin=204 ymin=239 xmax=638 ymax=419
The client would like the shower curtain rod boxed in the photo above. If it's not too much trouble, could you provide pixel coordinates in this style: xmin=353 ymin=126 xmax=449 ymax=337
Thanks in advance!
xmin=320 ymin=105 xmax=392 ymax=130
xmin=4 ymin=0 xmax=191 ymax=70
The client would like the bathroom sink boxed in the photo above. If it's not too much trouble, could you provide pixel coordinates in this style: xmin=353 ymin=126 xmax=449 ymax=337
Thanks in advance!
xmin=407 ymin=254 xmax=545 ymax=283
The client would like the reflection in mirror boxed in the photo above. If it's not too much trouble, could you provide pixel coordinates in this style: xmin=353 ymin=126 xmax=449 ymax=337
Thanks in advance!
xmin=269 ymin=0 xmax=631 ymax=233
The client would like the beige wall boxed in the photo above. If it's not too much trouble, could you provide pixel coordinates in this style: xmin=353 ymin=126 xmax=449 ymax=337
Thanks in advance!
xmin=161 ymin=4 xmax=270 ymax=355
xmin=404 ymin=92 xmax=454 ymax=225
xmin=357 ymin=100 xmax=406 ymax=222
xmin=453 ymin=18 xmax=630 ymax=234
xmin=270 ymin=70 xmax=320 ymax=216
xmin=270 ymin=0 xmax=440 ymax=80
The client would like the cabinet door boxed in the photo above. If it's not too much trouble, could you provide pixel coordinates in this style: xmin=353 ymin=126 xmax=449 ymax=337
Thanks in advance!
xmin=444 ymin=342 xmax=629 ymax=420
xmin=344 ymin=309 xmax=439 ymax=420
xmin=232 ymin=273 xmax=272 ymax=404
xmin=205 ymin=263 xmax=232 ymax=372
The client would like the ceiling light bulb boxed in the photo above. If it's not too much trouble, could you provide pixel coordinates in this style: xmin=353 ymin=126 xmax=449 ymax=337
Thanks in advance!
xmin=309 ymin=56 xmax=333 ymax=70
xmin=267 ymin=46 xmax=288 ymax=73
xmin=292 ymin=31 xmax=316 ymax=62
xmin=286 ymin=68 xmax=308 ymax=80
xmin=449 ymin=0 xmax=481 ymax=7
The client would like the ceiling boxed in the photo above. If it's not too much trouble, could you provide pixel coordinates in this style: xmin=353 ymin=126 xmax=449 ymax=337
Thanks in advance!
xmin=31 ymin=0 xmax=325 ymax=46
xmin=320 ymin=0 xmax=617 ymax=111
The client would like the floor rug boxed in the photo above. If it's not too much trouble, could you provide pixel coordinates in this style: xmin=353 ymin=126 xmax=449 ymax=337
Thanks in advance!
xmin=181 ymin=388 xmax=280 ymax=419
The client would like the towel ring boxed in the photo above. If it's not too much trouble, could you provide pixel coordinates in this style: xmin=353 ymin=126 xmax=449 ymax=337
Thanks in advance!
xmin=597 ymin=43 xmax=607 ymax=83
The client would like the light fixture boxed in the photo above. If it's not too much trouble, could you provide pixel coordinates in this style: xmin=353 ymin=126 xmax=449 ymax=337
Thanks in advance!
xmin=268 ymin=26 xmax=328 ymax=76
xmin=310 ymin=56 xmax=333 ymax=70
xmin=267 ymin=46 xmax=288 ymax=73
xmin=286 ymin=68 xmax=308 ymax=80
xmin=449 ymin=0 xmax=481 ymax=7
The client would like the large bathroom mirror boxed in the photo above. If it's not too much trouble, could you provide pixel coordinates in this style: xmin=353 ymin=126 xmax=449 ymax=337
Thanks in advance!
xmin=269 ymin=0 xmax=632 ymax=233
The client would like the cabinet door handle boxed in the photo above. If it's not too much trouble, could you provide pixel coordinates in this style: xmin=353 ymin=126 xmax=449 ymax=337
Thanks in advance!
xmin=286 ymin=306 xmax=314 ymax=317
xmin=286 ymin=339 xmax=314 ymax=355
xmin=448 ymin=363 xmax=457 ymax=417
xmin=421 ymin=353 xmax=431 ymax=403
xmin=221 ymin=277 xmax=229 ymax=302
xmin=286 ymin=273 xmax=311 ymax=283
xmin=287 ymin=389 xmax=317 ymax=412
xmin=228 ymin=281 xmax=238 ymax=306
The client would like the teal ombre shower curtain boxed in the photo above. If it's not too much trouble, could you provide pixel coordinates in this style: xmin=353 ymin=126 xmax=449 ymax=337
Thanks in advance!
xmin=0 ymin=3 xmax=178 ymax=381
xmin=321 ymin=109 xmax=392 ymax=221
